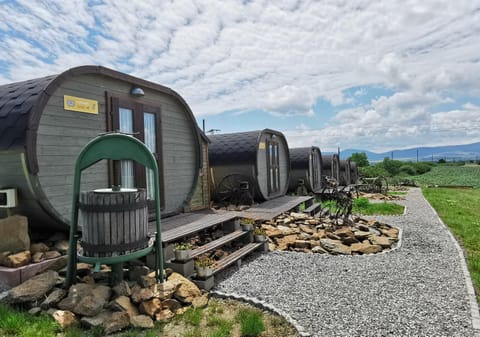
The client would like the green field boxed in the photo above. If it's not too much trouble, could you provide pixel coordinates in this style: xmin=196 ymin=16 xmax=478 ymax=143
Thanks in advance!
xmin=422 ymin=188 xmax=480 ymax=300
xmin=412 ymin=165 xmax=480 ymax=187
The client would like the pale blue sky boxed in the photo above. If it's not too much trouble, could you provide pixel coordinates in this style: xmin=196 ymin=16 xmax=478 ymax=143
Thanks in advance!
xmin=1 ymin=1 xmax=480 ymax=152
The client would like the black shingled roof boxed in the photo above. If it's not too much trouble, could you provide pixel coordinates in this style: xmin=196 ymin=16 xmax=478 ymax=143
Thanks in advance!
xmin=208 ymin=130 xmax=262 ymax=166
xmin=0 ymin=75 xmax=56 ymax=150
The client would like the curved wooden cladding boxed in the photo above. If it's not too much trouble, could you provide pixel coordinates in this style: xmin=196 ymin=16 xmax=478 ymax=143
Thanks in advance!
xmin=288 ymin=146 xmax=323 ymax=193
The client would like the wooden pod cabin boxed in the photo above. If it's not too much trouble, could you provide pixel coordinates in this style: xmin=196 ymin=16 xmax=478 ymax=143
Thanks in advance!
xmin=349 ymin=162 xmax=359 ymax=184
xmin=322 ymin=154 xmax=340 ymax=183
xmin=288 ymin=146 xmax=323 ymax=194
xmin=0 ymin=65 xmax=206 ymax=230
xmin=209 ymin=129 xmax=290 ymax=203
xmin=339 ymin=159 xmax=351 ymax=186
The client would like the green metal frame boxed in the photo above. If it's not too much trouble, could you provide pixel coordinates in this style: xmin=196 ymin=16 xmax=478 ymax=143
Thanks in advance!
xmin=65 ymin=133 xmax=164 ymax=287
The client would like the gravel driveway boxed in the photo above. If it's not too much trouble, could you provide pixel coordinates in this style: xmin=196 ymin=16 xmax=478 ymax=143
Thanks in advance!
xmin=214 ymin=188 xmax=480 ymax=337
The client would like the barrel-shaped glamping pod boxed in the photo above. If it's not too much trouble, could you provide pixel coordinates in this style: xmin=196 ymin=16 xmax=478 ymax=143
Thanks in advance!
xmin=209 ymin=129 xmax=290 ymax=204
xmin=288 ymin=146 xmax=323 ymax=194
xmin=339 ymin=159 xmax=352 ymax=186
xmin=0 ymin=65 xmax=205 ymax=230
xmin=322 ymin=154 xmax=340 ymax=184
xmin=349 ymin=162 xmax=359 ymax=184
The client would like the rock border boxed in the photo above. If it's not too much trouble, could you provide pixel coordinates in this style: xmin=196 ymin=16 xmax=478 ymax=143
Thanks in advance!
xmin=425 ymin=200 xmax=480 ymax=337
xmin=210 ymin=290 xmax=311 ymax=337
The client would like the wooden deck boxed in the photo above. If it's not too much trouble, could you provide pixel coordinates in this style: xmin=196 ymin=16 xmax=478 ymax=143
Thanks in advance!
xmin=234 ymin=195 xmax=313 ymax=221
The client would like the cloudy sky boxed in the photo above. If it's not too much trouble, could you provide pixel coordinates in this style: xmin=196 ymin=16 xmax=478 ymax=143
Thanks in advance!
xmin=1 ymin=0 xmax=480 ymax=152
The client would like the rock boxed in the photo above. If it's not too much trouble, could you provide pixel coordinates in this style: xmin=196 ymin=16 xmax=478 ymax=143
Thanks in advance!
xmin=151 ymin=280 xmax=179 ymax=300
xmin=353 ymin=231 xmax=371 ymax=240
xmin=312 ymin=229 xmax=326 ymax=239
xmin=76 ymin=263 xmax=93 ymax=276
xmin=351 ymin=242 xmax=382 ymax=254
xmin=320 ymin=239 xmax=351 ymax=255
xmin=128 ymin=265 xmax=150 ymax=283
xmin=139 ymin=275 xmax=156 ymax=288
xmin=155 ymin=308 xmax=175 ymax=322
xmin=277 ymin=225 xmax=295 ymax=235
xmin=334 ymin=228 xmax=358 ymax=245
xmin=110 ymin=295 xmax=138 ymax=318
xmin=4 ymin=250 xmax=31 ymax=268
xmin=52 ymin=310 xmax=78 ymax=329
xmin=162 ymin=298 xmax=182 ymax=312
xmin=369 ymin=235 xmax=393 ymax=248
xmin=53 ymin=240 xmax=70 ymax=254
xmin=312 ymin=246 xmax=328 ymax=253
xmin=28 ymin=307 xmax=42 ymax=315
xmin=326 ymin=232 xmax=341 ymax=240
xmin=80 ymin=311 xmax=111 ymax=328
xmin=103 ymin=311 xmax=130 ymax=334
xmin=290 ymin=212 xmax=309 ymax=220
xmin=381 ymin=227 xmax=399 ymax=238
xmin=59 ymin=284 xmax=111 ymax=312
xmin=264 ymin=228 xmax=283 ymax=238
xmin=112 ymin=281 xmax=131 ymax=297
xmin=357 ymin=224 xmax=370 ymax=232
xmin=0 ymin=216 xmax=30 ymax=254
xmin=268 ymin=243 xmax=277 ymax=251
xmin=131 ymin=287 xmax=154 ymax=303
xmin=41 ymin=288 xmax=66 ymax=309
xmin=44 ymin=251 xmax=62 ymax=260
xmin=294 ymin=240 xmax=310 ymax=249
xmin=139 ymin=298 xmax=162 ymax=317
xmin=298 ymin=232 xmax=312 ymax=240
xmin=73 ymin=295 xmax=106 ymax=317
xmin=9 ymin=270 xmax=58 ymax=303
xmin=47 ymin=255 xmax=68 ymax=271
xmin=310 ymin=240 xmax=321 ymax=247
xmin=168 ymin=272 xmax=201 ymax=303
xmin=30 ymin=243 xmax=50 ymax=254
xmin=299 ymin=224 xmax=314 ymax=234
xmin=192 ymin=293 xmax=209 ymax=308
xmin=130 ymin=314 xmax=154 ymax=328
xmin=32 ymin=252 xmax=45 ymax=263
xmin=274 ymin=234 xmax=298 ymax=251
xmin=0 ymin=251 xmax=11 ymax=265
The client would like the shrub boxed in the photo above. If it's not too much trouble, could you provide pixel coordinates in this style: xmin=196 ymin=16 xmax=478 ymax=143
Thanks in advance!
xmin=237 ymin=308 xmax=265 ymax=337
xmin=412 ymin=162 xmax=431 ymax=174
xmin=400 ymin=165 xmax=416 ymax=175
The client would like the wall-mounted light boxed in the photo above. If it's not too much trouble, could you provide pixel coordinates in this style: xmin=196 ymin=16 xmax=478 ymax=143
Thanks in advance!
xmin=130 ymin=87 xmax=145 ymax=97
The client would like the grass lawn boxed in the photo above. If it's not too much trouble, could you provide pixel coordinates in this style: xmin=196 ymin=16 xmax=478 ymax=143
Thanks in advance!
xmin=422 ymin=187 xmax=480 ymax=300
xmin=0 ymin=299 xmax=297 ymax=337
xmin=321 ymin=197 xmax=404 ymax=216
xmin=413 ymin=165 xmax=480 ymax=188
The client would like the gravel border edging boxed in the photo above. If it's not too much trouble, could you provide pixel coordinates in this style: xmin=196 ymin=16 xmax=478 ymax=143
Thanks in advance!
xmin=210 ymin=290 xmax=311 ymax=337
xmin=424 ymin=198 xmax=480 ymax=336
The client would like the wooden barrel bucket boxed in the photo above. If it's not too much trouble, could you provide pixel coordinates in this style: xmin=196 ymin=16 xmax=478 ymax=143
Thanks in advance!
xmin=79 ymin=188 xmax=149 ymax=257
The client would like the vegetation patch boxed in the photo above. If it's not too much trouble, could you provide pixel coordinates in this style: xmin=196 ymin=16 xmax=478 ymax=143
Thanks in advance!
xmin=352 ymin=197 xmax=404 ymax=216
xmin=422 ymin=188 xmax=480 ymax=301
xmin=412 ymin=165 xmax=480 ymax=188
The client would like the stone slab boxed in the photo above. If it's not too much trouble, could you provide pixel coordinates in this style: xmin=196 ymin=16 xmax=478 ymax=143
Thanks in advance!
xmin=0 ymin=256 xmax=66 ymax=288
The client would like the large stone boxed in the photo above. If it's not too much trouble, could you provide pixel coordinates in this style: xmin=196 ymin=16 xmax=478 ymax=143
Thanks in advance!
xmin=192 ymin=293 xmax=209 ymax=308
xmin=3 ymin=250 xmax=31 ymax=268
xmin=290 ymin=212 xmax=309 ymax=220
xmin=294 ymin=240 xmax=310 ymax=249
xmin=139 ymin=275 xmax=156 ymax=288
xmin=168 ymin=272 xmax=201 ymax=303
xmin=380 ymin=227 xmax=399 ymax=238
xmin=155 ymin=308 xmax=175 ymax=322
xmin=103 ymin=311 xmax=130 ymax=334
xmin=32 ymin=252 xmax=45 ymax=263
xmin=351 ymin=242 xmax=382 ymax=254
xmin=52 ymin=310 xmax=78 ymax=329
xmin=59 ymin=284 xmax=111 ymax=312
xmin=162 ymin=298 xmax=182 ymax=312
xmin=334 ymin=228 xmax=359 ymax=245
xmin=274 ymin=234 xmax=298 ymax=251
xmin=299 ymin=224 xmax=314 ymax=235
xmin=73 ymin=295 xmax=106 ymax=317
xmin=41 ymin=288 xmax=66 ymax=309
xmin=30 ymin=243 xmax=50 ymax=254
xmin=112 ymin=281 xmax=131 ymax=297
xmin=110 ymin=295 xmax=138 ymax=318
xmin=53 ymin=240 xmax=70 ymax=254
xmin=320 ymin=239 xmax=351 ymax=255
xmin=139 ymin=298 xmax=162 ymax=317
xmin=369 ymin=235 xmax=393 ymax=248
xmin=80 ymin=311 xmax=111 ymax=328
xmin=311 ymin=246 xmax=328 ymax=254
xmin=44 ymin=251 xmax=62 ymax=260
xmin=128 ymin=265 xmax=150 ymax=283
xmin=0 ymin=216 xmax=30 ymax=254
xmin=131 ymin=287 xmax=154 ymax=303
xmin=264 ymin=228 xmax=283 ymax=238
xmin=151 ymin=280 xmax=178 ymax=300
xmin=353 ymin=230 xmax=371 ymax=240
xmin=8 ymin=270 xmax=58 ymax=303
xmin=130 ymin=314 xmax=154 ymax=329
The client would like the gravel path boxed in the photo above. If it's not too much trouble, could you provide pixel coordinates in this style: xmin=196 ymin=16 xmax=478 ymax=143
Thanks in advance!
xmin=214 ymin=188 xmax=480 ymax=337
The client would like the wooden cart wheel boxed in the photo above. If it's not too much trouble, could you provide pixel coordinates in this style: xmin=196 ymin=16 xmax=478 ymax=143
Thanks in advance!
xmin=215 ymin=174 xmax=254 ymax=205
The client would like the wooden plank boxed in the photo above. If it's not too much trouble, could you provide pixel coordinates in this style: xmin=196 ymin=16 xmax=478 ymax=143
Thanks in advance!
xmin=213 ymin=243 xmax=263 ymax=274
xmin=191 ymin=231 xmax=248 ymax=258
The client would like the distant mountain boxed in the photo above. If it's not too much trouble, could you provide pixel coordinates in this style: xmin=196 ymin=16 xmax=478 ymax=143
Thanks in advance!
xmin=335 ymin=142 xmax=480 ymax=163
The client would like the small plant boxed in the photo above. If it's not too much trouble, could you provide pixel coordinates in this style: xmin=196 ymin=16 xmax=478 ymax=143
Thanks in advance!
xmin=240 ymin=218 xmax=255 ymax=225
xmin=353 ymin=197 xmax=369 ymax=209
xmin=236 ymin=308 xmax=265 ymax=336
xmin=195 ymin=255 xmax=217 ymax=268
xmin=298 ymin=202 xmax=305 ymax=211
xmin=253 ymin=227 xmax=267 ymax=236
xmin=174 ymin=242 xmax=193 ymax=250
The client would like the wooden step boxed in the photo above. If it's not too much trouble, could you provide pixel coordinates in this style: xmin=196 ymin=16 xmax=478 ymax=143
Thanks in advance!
xmin=302 ymin=202 xmax=321 ymax=215
xmin=213 ymin=242 xmax=263 ymax=274
xmin=191 ymin=230 xmax=248 ymax=258
xmin=161 ymin=213 xmax=238 ymax=243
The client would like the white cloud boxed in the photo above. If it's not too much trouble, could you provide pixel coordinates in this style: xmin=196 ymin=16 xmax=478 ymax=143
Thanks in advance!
xmin=0 ymin=0 xmax=479 ymax=150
